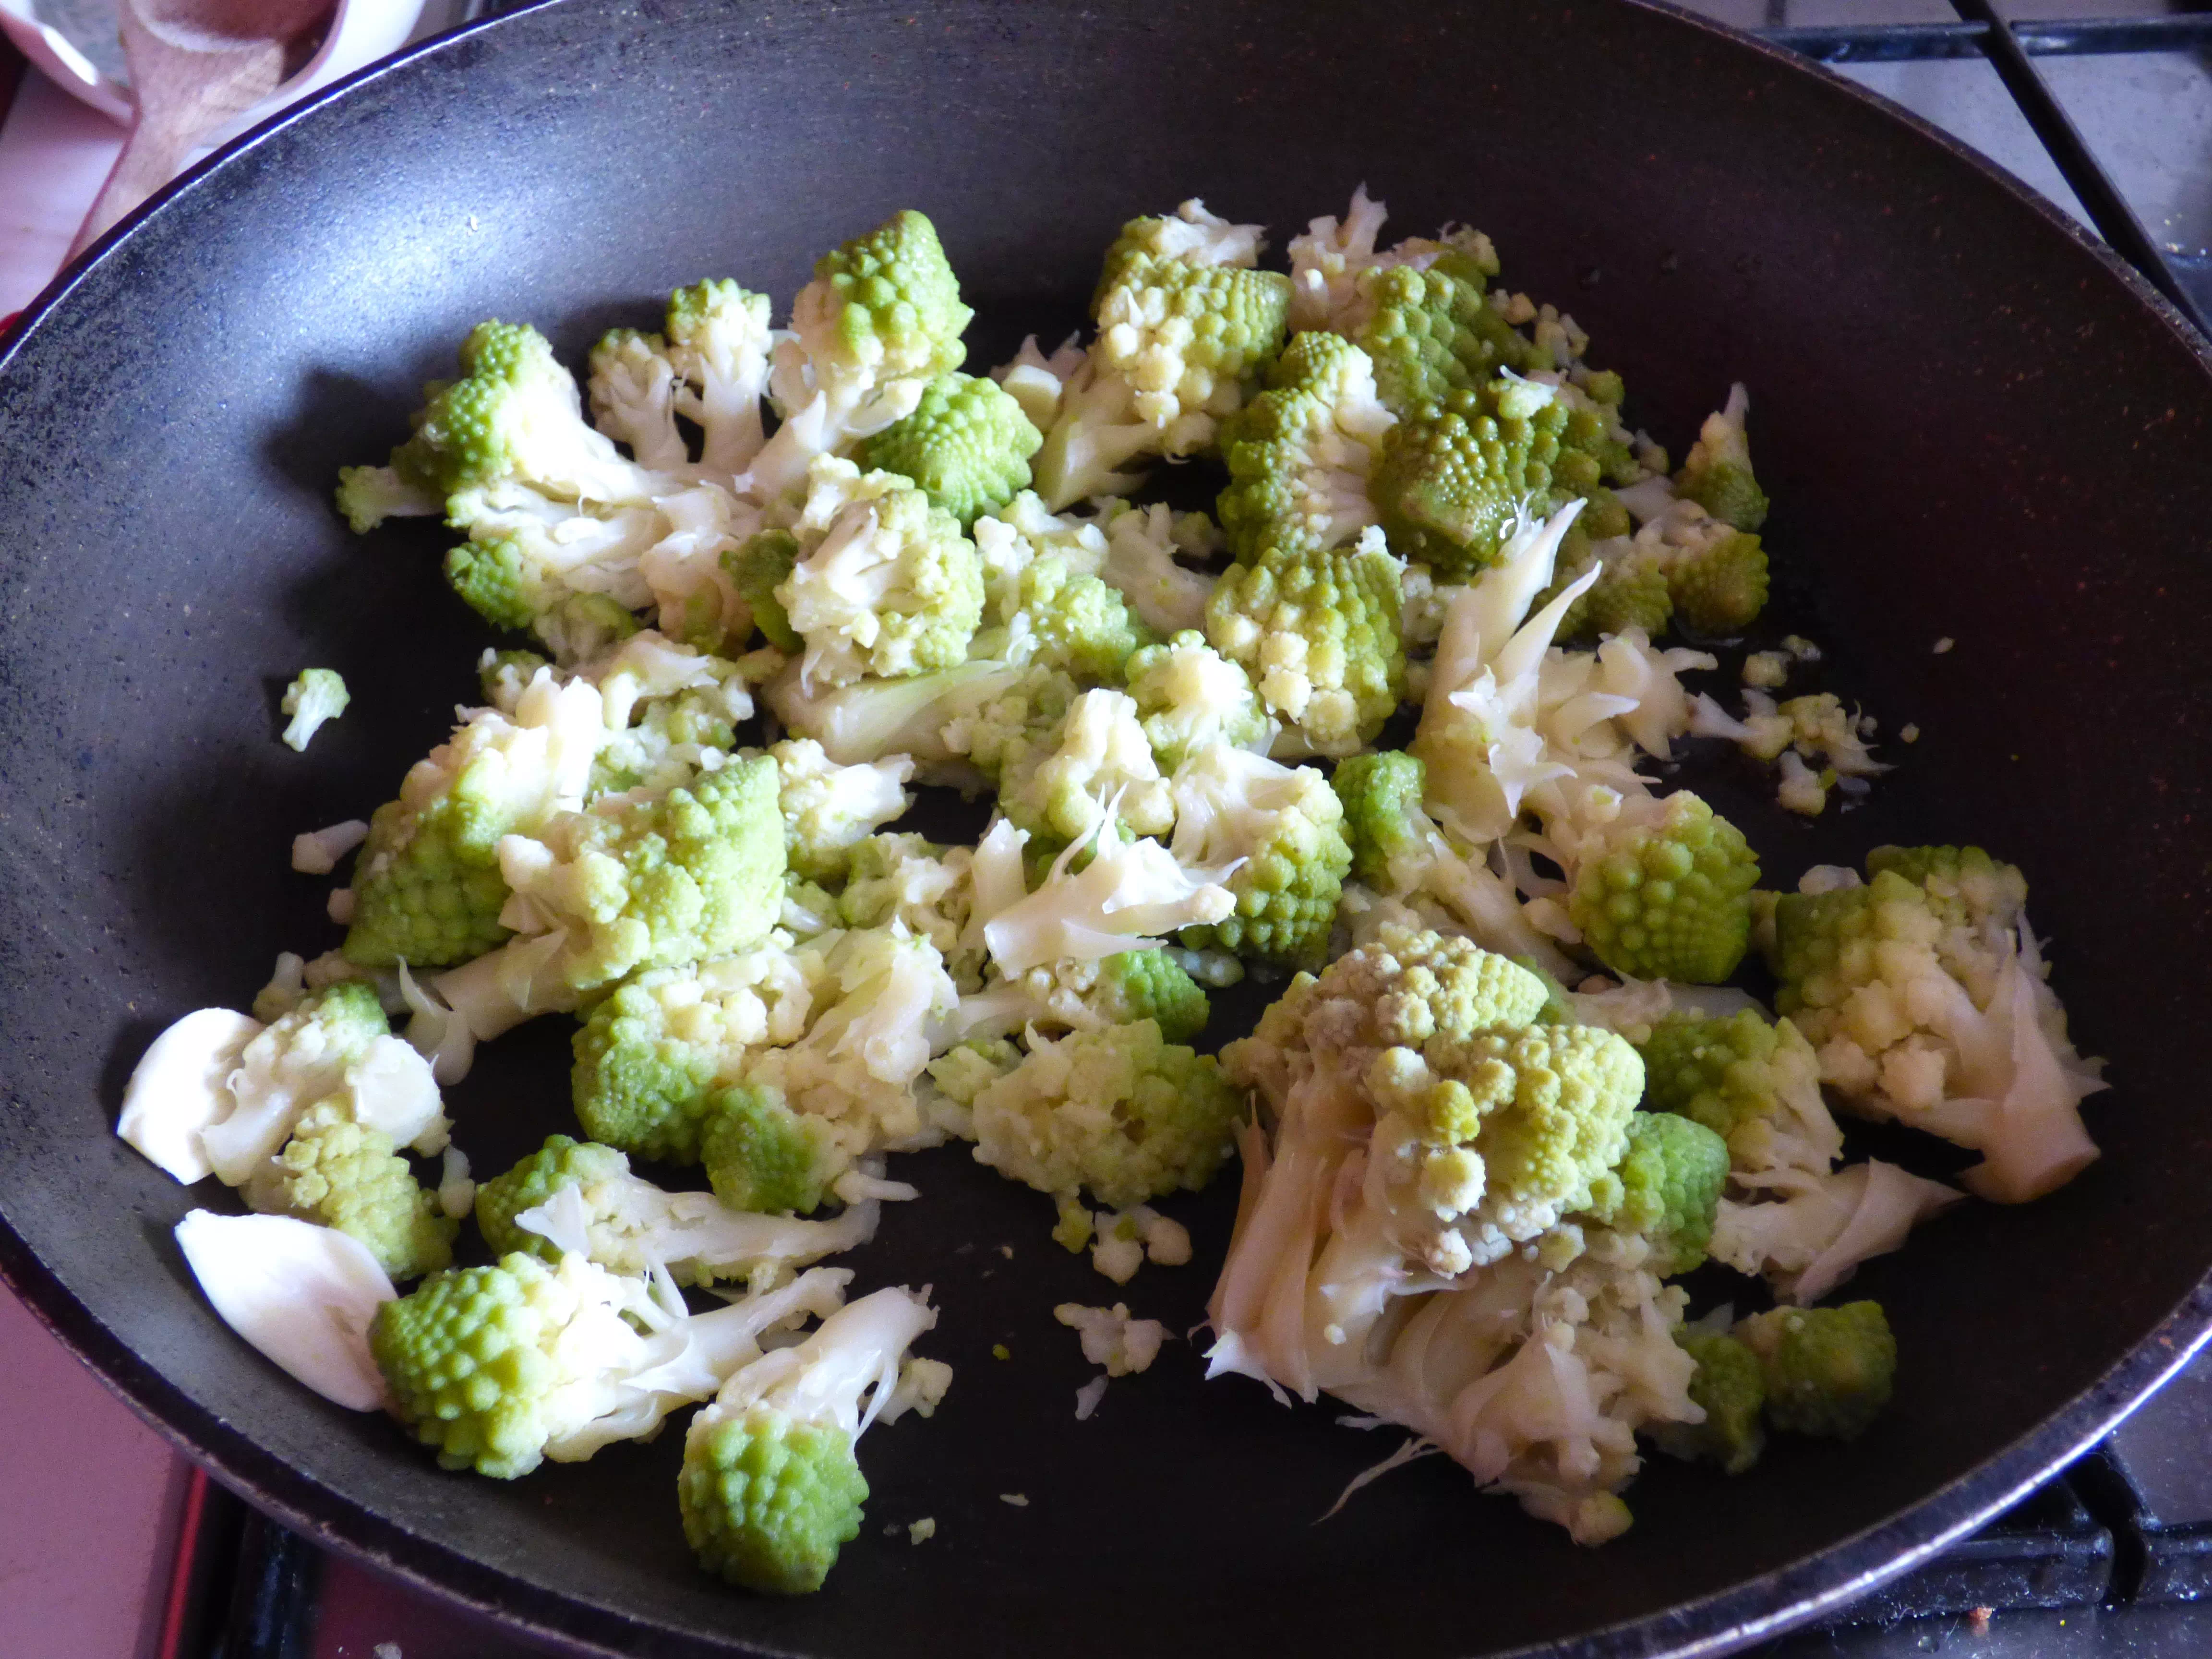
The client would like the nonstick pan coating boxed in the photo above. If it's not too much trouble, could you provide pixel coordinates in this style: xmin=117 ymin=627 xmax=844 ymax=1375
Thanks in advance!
xmin=3 ymin=1 xmax=2211 ymax=1654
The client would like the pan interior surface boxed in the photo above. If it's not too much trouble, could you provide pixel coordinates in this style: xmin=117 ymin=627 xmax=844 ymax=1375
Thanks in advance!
xmin=2 ymin=1 xmax=2210 ymax=1655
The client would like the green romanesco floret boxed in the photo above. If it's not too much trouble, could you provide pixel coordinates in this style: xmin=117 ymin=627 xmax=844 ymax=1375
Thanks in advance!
xmin=1369 ymin=373 xmax=1577 ymax=577
xmin=995 ymin=553 xmax=1152 ymax=684
xmin=1768 ymin=845 xmax=2028 ymax=1061
xmin=503 ymin=753 xmax=785 ymax=995
xmin=701 ymin=1083 xmax=841 ymax=1215
xmin=1123 ymin=631 xmax=1272 ymax=774
xmin=679 ymin=1286 xmax=941 ymax=1595
xmin=1539 ymin=534 xmax=1674 ymax=642
xmin=1634 ymin=1008 xmax=1841 ymax=1176
xmin=855 ymin=372 xmax=1041 ymax=526
xmin=244 ymin=1101 xmax=456 ymax=1280
xmin=999 ymin=687 xmax=1175 ymax=848
xmin=1203 ymin=534 xmax=1404 ymax=755
xmin=664 ymin=279 xmax=775 ymax=476
xmin=572 ymin=944 xmax=824 ymax=1163
xmin=371 ymin=1249 xmax=663 ymax=1478
xmin=345 ymin=668 xmax=605 ymax=969
xmin=969 ymin=1019 xmax=1241 ymax=1213
xmin=474 ymin=1126 xmax=865 ymax=1283
xmin=1675 ymin=384 xmax=1768 ymax=533
xmin=280 ymin=668 xmax=349 ymax=752
xmin=1734 ymin=1301 xmax=1897 ymax=1440
xmin=803 ymin=209 xmax=973 ymax=391
xmin=336 ymin=320 xmax=664 ymax=532
xmin=776 ymin=464 xmax=985 ymax=689
xmin=1168 ymin=745 xmax=1352 ymax=972
xmin=1091 ymin=228 xmax=1292 ymax=434
xmin=586 ymin=647 xmax=752 ymax=798
xmin=1341 ymin=258 xmax=1547 ymax=418
xmin=1581 ymin=1110 xmax=1728 ymax=1277
xmin=1654 ymin=1330 xmax=1767 ymax=1475
xmin=529 ymin=592 xmax=643 ymax=668
xmin=724 ymin=529 xmax=802 ymax=652
xmin=1365 ymin=1018 xmax=1645 ymax=1267
xmin=1665 ymin=523 xmax=1768 ymax=637
xmin=474 ymin=1134 xmax=632 ymax=1256
xmin=770 ymin=738 xmax=914 ymax=884
xmin=1329 ymin=748 xmax=1430 ymax=891
xmin=1215 ymin=330 xmax=1396 ymax=561
xmin=1567 ymin=791 xmax=1760 ymax=985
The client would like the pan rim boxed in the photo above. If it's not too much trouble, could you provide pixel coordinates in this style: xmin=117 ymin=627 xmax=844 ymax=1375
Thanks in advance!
xmin=3 ymin=1 xmax=2210 ymax=1654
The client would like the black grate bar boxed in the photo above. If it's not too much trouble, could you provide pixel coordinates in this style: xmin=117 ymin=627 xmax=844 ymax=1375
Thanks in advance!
xmin=1766 ymin=14 xmax=2212 ymax=64
xmin=1946 ymin=0 xmax=2212 ymax=334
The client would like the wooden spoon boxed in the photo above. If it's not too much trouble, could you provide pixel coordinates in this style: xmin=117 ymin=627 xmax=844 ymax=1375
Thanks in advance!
xmin=70 ymin=0 xmax=337 ymax=258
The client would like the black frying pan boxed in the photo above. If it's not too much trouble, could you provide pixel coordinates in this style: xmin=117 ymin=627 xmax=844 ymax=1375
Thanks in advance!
xmin=3 ymin=2 xmax=2211 ymax=1654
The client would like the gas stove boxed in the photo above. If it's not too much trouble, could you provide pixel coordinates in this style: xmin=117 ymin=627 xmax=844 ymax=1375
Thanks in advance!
xmin=2 ymin=3 xmax=2207 ymax=1655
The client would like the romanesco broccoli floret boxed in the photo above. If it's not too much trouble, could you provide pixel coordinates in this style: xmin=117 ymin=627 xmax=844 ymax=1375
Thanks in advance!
xmin=996 ymin=554 xmax=1153 ymax=684
xmin=1581 ymin=1111 xmax=1728 ymax=1277
xmin=280 ymin=669 xmax=349 ymax=752
xmin=1665 ymin=524 xmax=1768 ymax=638
xmin=700 ymin=1084 xmax=842 ymax=1215
xmin=479 ymin=648 xmax=549 ymax=709
xmin=679 ymin=1286 xmax=942 ymax=1594
xmin=1032 ymin=202 xmax=1292 ymax=508
xmin=998 ymin=687 xmax=1174 ymax=848
xmin=1538 ymin=532 xmax=1674 ymax=642
xmin=1123 ymin=631 xmax=1272 ymax=773
xmin=665 ymin=280 xmax=776 ymax=477
xmin=1675 ymin=383 xmax=1768 ymax=533
xmin=1203 ymin=533 xmax=1404 ymax=755
xmin=373 ymin=1249 xmax=852 ymax=1478
xmin=194 ymin=982 xmax=449 ymax=1193
xmin=775 ymin=459 xmax=985 ymax=690
xmin=1734 ymin=1301 xmax=1896 ymax=1440
xmin=336 ymin=320 xmax=665 ymax=533
xmin=475 ymin=1133 xmax=631 ymax=1252
xmin=770 ymin=738 xmax=915 ymax=883
xmin=742 ymin=210 xmax=974 ymax=500
xmin=1167 ymin=745 xmax=1351 ymax=971
xmin=500 ymin=753 xmax=786 ymax=995
xmin=1329 ymin=749 xmax=1429 ymax=891
xmin=242 ymin=1101 xmax=456 ymax=1280
xmin=571 ymin=945 xmax=824 ymax=1162
xmin=1767 ymin=846 xmax=2102 ymax=1203
xmin=1215 ymin=330 xmax=1395 ymax=561
xmin=583 ymin=637 xmax=754 ymax=796
xmin=345 ymin=670 xmax=606 ymax=968
xmin=1566 ymin=791 xmax=1759 ymax=985
xmin=477 ymin=1129 xmax=864 ymax=1281
xmin=1364 ymin=1019 xmax=1645 ymax=1268
xmin=1340 ymin=257 xmax=1546 ymax=418
xmin=1369 ymin=374 xmax=1578 ymax=577
xmin=1654 ymin=1330 xmax=1767 ymax=1474
xmin=855 ymin=372 xmax=1041 ymax=525
xmin=969 ymin=1020 xmax=1241 ymax=1213
xmin=1635 ymin=1008 xmax=1842 ymax=1177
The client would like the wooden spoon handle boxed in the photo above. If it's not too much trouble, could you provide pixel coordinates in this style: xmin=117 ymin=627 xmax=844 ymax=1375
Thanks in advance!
xmin=67 ymin=12 xmax=284 ymax=260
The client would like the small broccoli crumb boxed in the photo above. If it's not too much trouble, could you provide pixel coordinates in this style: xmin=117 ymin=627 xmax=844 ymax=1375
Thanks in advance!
xmin=908 ymin=1517 xmax=937 ymax=1545
xmin=1781 ymin=635 xmax=1822 ymax=661
xmin=1055 ymin=1302 xmax=1168 ymax=1376
xmin=1900 ymin=722 xmax=1921 ymax=743
xmin=999 ymin=1492 xmax=1029 ymax=1506
xmin=280 ymin=669 xmax=350 ymax=752
xmin=1742 ymin=651 xmax=1789 ymax=689
xmin=1933 ymin=636 xmax=1954 ymax=654
xmin=991 ymin=1343 xmax=1011 ymax=1360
